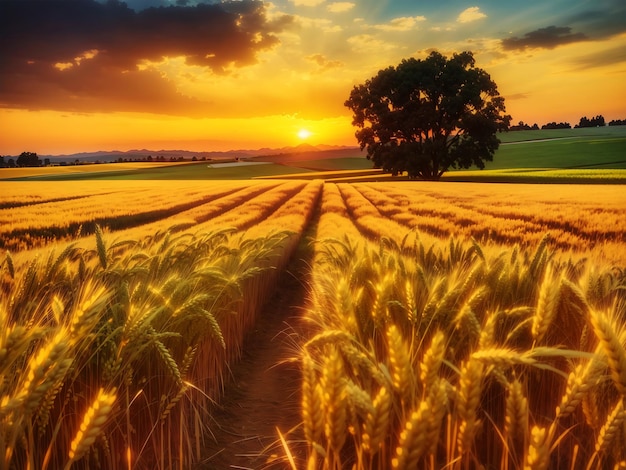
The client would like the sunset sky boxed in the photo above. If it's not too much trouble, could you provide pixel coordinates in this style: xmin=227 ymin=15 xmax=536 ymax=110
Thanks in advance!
xmin=1 ymin=0 xmax=625 ymax=155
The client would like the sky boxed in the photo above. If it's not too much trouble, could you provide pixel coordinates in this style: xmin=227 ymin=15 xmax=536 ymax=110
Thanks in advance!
xmin=1 ymin=0 xmax=625 ymax=155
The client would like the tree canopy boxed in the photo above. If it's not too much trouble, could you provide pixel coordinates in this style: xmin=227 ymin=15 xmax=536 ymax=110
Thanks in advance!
xmin=345 ymin=51 xmax=510 ymax=180
xmin=575 ymin=115 xmax=605 ymax=128
xmin=16 ymin=151 xmax=40 ymax=167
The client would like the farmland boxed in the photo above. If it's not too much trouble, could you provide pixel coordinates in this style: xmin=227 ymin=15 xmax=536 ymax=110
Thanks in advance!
xmin=2 ymin=127 xmax=626 ymax=183
xmin=1 ymin=140 xmax=626 ymax=468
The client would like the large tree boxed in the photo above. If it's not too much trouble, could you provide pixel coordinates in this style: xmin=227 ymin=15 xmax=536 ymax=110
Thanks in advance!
xmin=16 ymin=151 xmax=40 ymax=167
xmin=345 ymin=51 xmax=510 ymax=180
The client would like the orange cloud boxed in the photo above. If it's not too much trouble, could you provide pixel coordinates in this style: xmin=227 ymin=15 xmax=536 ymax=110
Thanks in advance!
xmin=0 ymin=0 xmax=293 ymax=114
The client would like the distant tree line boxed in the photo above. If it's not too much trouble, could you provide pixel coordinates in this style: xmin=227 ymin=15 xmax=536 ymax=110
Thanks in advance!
xmin=0 ymin=152 xmax=206 ymax=168
xmin=508 ymin=114 xmax=626 ymax=131
xmin=0 ymin=152 xmax=43 ymax=168
xmin=509 ymin=121 xmax=540 ymax=131
xmin=542 ymin=122 xmax=572 ymax=130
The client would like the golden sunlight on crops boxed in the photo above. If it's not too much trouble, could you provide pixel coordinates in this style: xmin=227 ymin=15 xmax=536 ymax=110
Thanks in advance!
xmin=1 ymin=180 xmax=624 ymax=469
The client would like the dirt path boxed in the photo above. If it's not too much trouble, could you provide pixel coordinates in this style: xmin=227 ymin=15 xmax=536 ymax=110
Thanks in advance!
xmin=200 ymin=235 xmax=314 ymax=469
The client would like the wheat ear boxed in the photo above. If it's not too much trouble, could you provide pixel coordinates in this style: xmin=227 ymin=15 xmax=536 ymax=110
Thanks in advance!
xmin=532 ymin=264 xmax=560 ymax=344
xmin=456 ymin=358 xmax=484 ymax=455
xmin=595 ymin=398 xmax=625 ymax=454
xmin=505 ymin=378 xmax=528 ymax=444
xmin=387 ymin=324 xmax=414 ymax=407
xmin=67 ymin=388 xmax=116 ymax=465
xmin=302 ymin=351 xmax=323 ymax=445
xmin=362 ymin=385 xmax=391 ymax=454
xmin=392 ymin=400 xmax=430 ymax=469
xmin=590 ymin=309 xmax=626 ymax=394
xmin=419 ymin=330 xmax=446 ymax=393
xmin=425 ymin=378 xmax=448 ymax=457
xmin=524 ymin=425 xmax=550 ymax=470
xmin=21 ymin=331 xmax=73 ymax=414
xmin=321 ymin=346 xmax=347 ymax=452
xmin=556 ymin=354 xmax=603 ymax=418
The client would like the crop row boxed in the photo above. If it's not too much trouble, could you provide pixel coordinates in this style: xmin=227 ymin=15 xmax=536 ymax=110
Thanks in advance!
xmin=300 ymin=189 xmax=626 ymax=469
xmin=333 ymin=182 xmax=626 ymax=266
xmin=0 ymin=181 xmax=323 ymax=469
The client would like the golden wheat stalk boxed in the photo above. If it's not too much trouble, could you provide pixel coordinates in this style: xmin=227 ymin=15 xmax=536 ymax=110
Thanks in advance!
xmin=160 ymin=384 xmax=188 ymax=423
xmin=425 ymin=377 xmax=448 ymax=457
xmin=362 ymin=385 xmax=392 ymax=454
xmin=456 ymin=358 xmax=484 ymax=455
xmin=20 ymin=331 xmax=73 ymax=415
xmin=555 ymin=353 xmax=603 ymax=418
xmin=532 ymin=263 xmax=560 ymax=344
xmin=391 ymin=400 xmax=430 ymax=469
xmin=589 ymin=309 xmax=626 ymax=394
xmin=419 ymin=330 xmax=446 ymax=394
xmin=524 ymin=425 xmax=551 ymax=470
xmin=505 ymin=378 xmax=528 ymax=444
xmin=67 ymin=388 xmax=116 ymax=465
xmin=595 ymin=398 xmax=625 ymax=454
xmin=321 ymin=346 xmax=348 ymax=452
xmin=386 ymin=324 xmax=414 ymax=407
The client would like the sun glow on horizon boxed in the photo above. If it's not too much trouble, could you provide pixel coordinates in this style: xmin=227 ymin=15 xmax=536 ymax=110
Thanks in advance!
xmin=297 ymin=128 xmax=312 ymax=140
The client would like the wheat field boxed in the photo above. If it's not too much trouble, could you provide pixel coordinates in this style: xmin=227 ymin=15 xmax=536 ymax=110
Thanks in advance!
xmin=0 ymin=180 xmax=624 ymax=469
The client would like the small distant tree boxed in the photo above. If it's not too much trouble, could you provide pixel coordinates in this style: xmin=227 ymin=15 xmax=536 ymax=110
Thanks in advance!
xmin=16 ymin=151 xmax=40 ymax=167
xmin=345 ymin=51 xmax=510 ymax=180
xmin=608 ymin=118 xmax=626 ymax=126
xmin=8 ymin=158 xmax=15 ymax=168
xmin=44 ymin=158 xmax=51 ymax=166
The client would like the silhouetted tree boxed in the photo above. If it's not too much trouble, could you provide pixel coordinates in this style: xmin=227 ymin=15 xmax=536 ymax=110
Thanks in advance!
xmin=608 ymin=119 xmax=626 ymax=126
xmin=510 ymin=121 xmax=538 ymax=131
xmin=16 ymin=151 xmax=40 ymax=167
xmin=542 ymin=122 xmax=571 ymax=129
xmin=44 ymin=158 xmax=50 ymax=166
xmin=8 ymin=158 xmax=15 ymax=168
xmin=345 ymin=51 xmax=510 ymax=180
xmin=576 ymin=115 xmax=605 ymax=128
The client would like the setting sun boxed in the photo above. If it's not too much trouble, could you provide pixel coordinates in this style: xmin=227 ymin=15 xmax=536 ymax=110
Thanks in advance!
xmin=297 ymin=129 xmax=312 ymax=140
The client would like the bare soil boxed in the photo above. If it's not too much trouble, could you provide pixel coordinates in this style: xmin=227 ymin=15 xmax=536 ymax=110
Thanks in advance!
xmin=200 ymin=238 xmax=314 ymax=469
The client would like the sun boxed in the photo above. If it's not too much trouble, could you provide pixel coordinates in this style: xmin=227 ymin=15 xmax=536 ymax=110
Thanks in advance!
xmin=297 ymin=128 xmax=312 ymax=140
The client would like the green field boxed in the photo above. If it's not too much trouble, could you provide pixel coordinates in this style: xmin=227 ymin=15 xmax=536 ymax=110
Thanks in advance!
xmin=484 ymin=127 xmax=626 ymax=170
xmin=2 ymin=126 xmax=625 ymax=182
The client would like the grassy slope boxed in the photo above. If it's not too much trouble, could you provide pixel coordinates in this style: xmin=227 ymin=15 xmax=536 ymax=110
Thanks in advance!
xmin=484 ymin=135 xmax=626 ymax=169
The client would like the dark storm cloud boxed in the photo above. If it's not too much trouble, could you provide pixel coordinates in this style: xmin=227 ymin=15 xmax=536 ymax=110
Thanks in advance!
xmin=565 ymin=0 xmax=626 ymax=40
xmin=0 ymin=0 xmax=293 ymax=114
xmin=501 ymin=0 xmax=626 ymax=52
xmin=501 ymin=26 xmax=588 ymax=51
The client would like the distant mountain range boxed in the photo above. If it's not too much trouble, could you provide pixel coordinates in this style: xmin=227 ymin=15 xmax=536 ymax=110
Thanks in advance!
xmin=41 ymin=143 xmax=362 ymax=162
